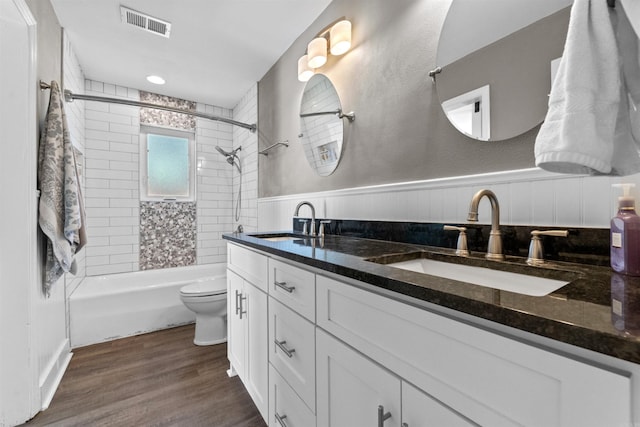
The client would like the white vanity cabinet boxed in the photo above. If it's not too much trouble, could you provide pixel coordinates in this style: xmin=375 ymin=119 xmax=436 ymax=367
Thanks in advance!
xmin=226 ymin=242 xmax=636 ymax=427
xmin=226 ymin=244 xmax=269 ymax=422
xmin=316 ymin=275 xmax=632 ymax=427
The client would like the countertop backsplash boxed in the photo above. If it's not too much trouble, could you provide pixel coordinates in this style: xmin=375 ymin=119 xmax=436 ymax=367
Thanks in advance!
xmin=293 ymin=219 xmax=611 ymax=267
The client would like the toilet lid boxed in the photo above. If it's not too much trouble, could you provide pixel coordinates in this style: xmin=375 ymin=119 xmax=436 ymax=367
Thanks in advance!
xmin=180 ymin=278 xmax=226 ymax=297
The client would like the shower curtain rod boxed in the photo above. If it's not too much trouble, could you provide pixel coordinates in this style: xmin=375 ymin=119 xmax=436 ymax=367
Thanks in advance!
xmin=39 ymin=81 xmax=257 ymax=133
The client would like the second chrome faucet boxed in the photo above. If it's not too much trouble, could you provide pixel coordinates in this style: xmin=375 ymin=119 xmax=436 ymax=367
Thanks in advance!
xmin=467 ymin=189 xmax=504 ymax=260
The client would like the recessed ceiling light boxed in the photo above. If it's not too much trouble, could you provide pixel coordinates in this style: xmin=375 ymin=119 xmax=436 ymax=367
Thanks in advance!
xmin=146 ymin=75 xmax=165 ymax=85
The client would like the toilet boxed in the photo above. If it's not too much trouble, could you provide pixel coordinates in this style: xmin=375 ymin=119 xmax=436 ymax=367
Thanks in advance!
xmin=179 ymin=277 xmax=227 ymax=346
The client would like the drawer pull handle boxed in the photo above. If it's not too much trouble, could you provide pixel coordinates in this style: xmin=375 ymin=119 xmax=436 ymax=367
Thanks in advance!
xmin=235 ymin=290 xmax=241 ymax=316
xmin=275 ymin=280 xmax=295 ymax=293
xmin=378 ymin=405 xmax=392 ymax=427
xmin=275 ymin=412 xmax=288 ymax=427
xmin=239 ymin=294 xmax=247 ymax=320
xmin=275 ymin=339 xmax=296 ymax=358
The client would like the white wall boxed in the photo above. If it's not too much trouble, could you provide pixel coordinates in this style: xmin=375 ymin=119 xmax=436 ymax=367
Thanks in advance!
xmin=0 ymin=1 xmax=40 ymax=424
xmin=258 ymin=169 xmax=640 ymax=231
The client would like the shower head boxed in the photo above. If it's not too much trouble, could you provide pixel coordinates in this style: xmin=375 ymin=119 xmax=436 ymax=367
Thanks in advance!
xmin=215 ymin=146 xmax=241 ymax=158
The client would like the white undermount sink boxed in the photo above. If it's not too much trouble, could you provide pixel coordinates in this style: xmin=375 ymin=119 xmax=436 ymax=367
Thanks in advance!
xmin=385 ymin=258 xmax=569 ymax=297
xmin=259 ymin=236 xmax=300 ymax=242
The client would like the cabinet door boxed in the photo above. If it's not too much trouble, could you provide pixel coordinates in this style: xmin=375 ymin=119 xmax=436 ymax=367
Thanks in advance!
xmin=402 ymin=382 xmax=475 ymax=427
xmin=245 ymin=281 xmax=269 ymax=422
xmin=227 ymin=269 xmax=246 ymax=379
xmin=317 ymin=329 xmax=401 ymax=427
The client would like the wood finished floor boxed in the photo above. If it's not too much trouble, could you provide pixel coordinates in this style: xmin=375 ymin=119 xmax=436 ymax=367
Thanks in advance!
xmin=23 ymin=325 xmax=266 ymax=427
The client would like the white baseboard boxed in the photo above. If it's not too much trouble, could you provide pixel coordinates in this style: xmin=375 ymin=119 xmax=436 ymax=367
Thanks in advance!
xmin=39 ymin=339 xmax=72 ymax=410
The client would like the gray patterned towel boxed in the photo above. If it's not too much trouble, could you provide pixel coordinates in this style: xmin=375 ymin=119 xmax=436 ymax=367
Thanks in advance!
xmin=37 ymin=81 xmax=86 ymax=296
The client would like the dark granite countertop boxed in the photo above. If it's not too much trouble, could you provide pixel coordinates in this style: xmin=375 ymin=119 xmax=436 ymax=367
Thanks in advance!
xmin=223 ymin=231 xmax=640 ymax=365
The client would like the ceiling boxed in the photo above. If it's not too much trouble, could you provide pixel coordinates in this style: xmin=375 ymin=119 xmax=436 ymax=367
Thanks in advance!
xmin=50 ymin=0 xmax=332 ymax=109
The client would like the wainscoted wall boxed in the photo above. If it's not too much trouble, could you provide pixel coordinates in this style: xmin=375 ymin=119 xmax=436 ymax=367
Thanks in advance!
xmin=83 ymin=79 xmax=254 ymax=275
xmin=257 ymin=169 xmax=640 ymax=232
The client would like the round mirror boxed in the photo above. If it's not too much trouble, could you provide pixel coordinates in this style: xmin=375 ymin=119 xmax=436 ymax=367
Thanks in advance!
xmin=435 ymin=0 xmax=572 ymax=141
xmin=299 ymin=74 xmax=346 ymax=176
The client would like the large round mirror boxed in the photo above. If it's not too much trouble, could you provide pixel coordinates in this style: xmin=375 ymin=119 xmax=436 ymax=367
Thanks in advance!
xmin=299 ymin=74 xmax=347 ymax=176
xmin=435 ymin=0 xmax=572 ymax=141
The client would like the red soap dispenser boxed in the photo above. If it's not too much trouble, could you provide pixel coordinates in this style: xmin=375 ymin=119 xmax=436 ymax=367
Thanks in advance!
xmin=611 ymin=183 xmax=640 ymax=276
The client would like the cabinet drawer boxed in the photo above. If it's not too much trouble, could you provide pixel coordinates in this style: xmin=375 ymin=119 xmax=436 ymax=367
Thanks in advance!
xmin=269 ymin=364 xmax=315 ymax=427
xmin=268 ymin=258 xmax=315 ymax=321
xmin=227 ymin=243 xmax=268 ymax=292
xmin=268 ymin=297 xmax=316 ymax=411
xmin=317 ymin=275 xmax=631 ymax=427
xmin=402 ymin=381 xmax=474 ymax=427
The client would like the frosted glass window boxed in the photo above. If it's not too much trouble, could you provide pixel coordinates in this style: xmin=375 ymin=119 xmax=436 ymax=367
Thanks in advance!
xmin=140 ymin=126 xmax=195 ymax=201
xmin=147 ymin=134 xmax=189 ymax=196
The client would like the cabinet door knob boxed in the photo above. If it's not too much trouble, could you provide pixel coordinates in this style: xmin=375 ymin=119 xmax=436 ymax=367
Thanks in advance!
xmin=275 ymin=339 xmax=296 ymax=358
xmin=275 ymin=412 xmax=288 ymax=427
xmin=378 ymin=405 xmax=392 ymax=427
xmin=275 ymin=280 xmax=295 ymax=293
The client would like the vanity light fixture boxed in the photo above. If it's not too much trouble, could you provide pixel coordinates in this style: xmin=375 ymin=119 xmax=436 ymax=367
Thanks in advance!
xmin=146 ymin=75 xmax=166 ymax=85
xmin=297 ymin=18 xmax=352 ymax=82
xmin=308 ymin=37 xmax=328 ymax=69
xmin=297 ymin=54 xmax=315 ymax=82
xmin=330 ymin=20 xmax=351 ymax=55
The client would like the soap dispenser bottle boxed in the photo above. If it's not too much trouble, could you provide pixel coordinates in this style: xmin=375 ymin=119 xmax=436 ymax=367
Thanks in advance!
xmin=611 ymin=183 xmax=640 ymax=276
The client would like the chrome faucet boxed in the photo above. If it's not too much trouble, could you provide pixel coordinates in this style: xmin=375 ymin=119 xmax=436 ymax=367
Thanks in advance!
xmin=294 ymin=201 xmax=316 ymax=236
xmin=467 ymin=189 xmax=504 ymax=260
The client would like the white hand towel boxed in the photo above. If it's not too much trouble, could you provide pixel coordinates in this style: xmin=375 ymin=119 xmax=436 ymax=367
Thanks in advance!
xmin=535 ymin=0 xmax=640 ymax=175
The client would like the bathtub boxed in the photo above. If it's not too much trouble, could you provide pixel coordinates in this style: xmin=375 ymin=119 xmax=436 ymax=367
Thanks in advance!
xmin=69 ymin=263 xmax=226 ymax=348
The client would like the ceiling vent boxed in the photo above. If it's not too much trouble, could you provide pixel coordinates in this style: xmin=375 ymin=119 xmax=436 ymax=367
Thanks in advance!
xmin=120 ymin=6 xmax=171 ymax=38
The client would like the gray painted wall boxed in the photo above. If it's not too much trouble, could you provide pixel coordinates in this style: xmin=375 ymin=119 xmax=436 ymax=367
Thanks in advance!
xmin=258 ymin=0 xmax=543 ymax=198
xmin=27 ymin=0 xmax=62 ymax=124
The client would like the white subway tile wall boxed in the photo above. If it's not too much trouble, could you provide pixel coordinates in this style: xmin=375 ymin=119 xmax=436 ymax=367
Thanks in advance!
xmin=233 ymin=83 xmax=259 ymax=233
xmin=82 ymin=80 xmax=257 ymax=275
xmin=83 ymin=80 xmax=140 ymax=276
xmin=63 ymin=35 xmax=86 ymax=295
xmin=195 ymin=103 xmax=234 ymax=265
xmin=257 ymin=169 xmax=640 ymax=231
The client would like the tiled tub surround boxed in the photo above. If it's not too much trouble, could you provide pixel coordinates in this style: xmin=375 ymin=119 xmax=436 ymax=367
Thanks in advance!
xmin=82 ymin=79 xmax=256 ymax=275
xmin=139 ymin=201 xmax=197 ymax=270
xmin=223 ymin=231 xmax=640 ymax=365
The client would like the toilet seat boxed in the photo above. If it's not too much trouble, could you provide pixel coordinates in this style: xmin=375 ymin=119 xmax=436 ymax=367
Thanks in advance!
xmin=180 ymin=278 xmax=226 ymax=297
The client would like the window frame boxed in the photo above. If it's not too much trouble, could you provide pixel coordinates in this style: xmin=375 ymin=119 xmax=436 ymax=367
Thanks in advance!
xmin=139 ymin=125 xmax=196 ymax=202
